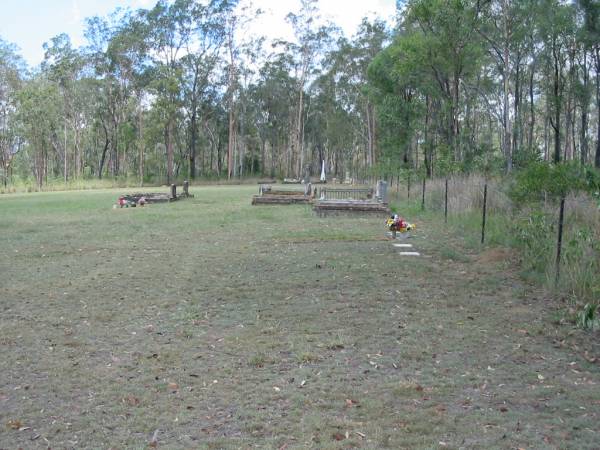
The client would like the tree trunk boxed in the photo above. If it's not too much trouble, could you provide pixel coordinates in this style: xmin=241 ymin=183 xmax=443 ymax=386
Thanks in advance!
xmin=138 ymin=108 xmax=144 ymax=186
xmin=190 ymin=108 xmax=197 ymax=180
xmin=528 ymin=62 xmax=535 ymax=151
xmin=595 ymin=47 xmax=600 ymax=168
xmin=166 ymin=119 xmax=174 ymax=185
xmin=580 ymin=50 xmax=589 ymax=165
xmin=228 ymin=107 xmax=235 ymax=179
xmin=98 ymin=122 xmax=110 ymax=179
xmin=296 ymin=88 xmax=305 ymax=178
xmin=503 ymin=51 xmax=512 ymax=172
xmin=551 ymin=39 xmax=561 ymax=164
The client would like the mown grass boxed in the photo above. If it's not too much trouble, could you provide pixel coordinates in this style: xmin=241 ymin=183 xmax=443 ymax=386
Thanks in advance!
xmin=1 ymin=185 xmax=599 ymax=449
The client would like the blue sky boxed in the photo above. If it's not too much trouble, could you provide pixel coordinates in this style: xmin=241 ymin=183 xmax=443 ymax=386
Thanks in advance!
xmin=0 ymin=0 xmax=153 ymax=66
xmin=1 ymin=0 xmax=396 ymax=67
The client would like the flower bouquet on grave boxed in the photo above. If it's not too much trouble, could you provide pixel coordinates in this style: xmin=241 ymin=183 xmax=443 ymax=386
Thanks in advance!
xmin=386 ymin=215 xmax=415 ymax=237
xmin=116 ymin=196 xmax=135 ymax=208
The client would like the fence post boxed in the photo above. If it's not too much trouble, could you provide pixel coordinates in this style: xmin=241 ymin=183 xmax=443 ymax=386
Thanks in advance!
xmin=481 ymin=182 xmax=488 ymax=244
xmin=170 ymin=184 xmax=177 ymax=200
xmin=183 ymin=180 xmax=189 ymax=197
xmin=555 ymin=196 xmax=566 ymax=285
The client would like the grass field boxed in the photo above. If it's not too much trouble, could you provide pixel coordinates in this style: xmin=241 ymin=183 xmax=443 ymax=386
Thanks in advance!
xmin=1 ymin=186 xmax=599 ymax=449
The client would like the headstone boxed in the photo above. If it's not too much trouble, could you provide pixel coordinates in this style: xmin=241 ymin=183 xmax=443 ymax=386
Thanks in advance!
xmin=304 ymin=165 xmax=311 ymax=185
xmin=377 ymin=180 xmax=389 ymax=204
xmin=304 ymin=182 xmax=312 ymax=196
xmin=170 ymin=184 xmax=177 ymax=200
xmin=183 ymin=180 xmax=189 ymax=197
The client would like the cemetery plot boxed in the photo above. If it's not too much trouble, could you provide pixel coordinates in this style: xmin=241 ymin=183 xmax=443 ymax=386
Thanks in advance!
xmin=251 ymin=184 xmax=312 ymax=205
xmin=116 ymin=182 xmax=194 ymax=207
xmin=313 ymin=181 xmax=391 ymax=217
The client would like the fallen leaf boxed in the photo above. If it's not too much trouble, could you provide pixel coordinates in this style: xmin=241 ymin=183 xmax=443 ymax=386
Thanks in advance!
xmin=332 ymin=432 xmax=345 ymax=441
xmin=7 ymin=420 xmax=22 ymax=430
xmin=415 ymin=385 xmax=424 ymax=392
xmin=123 ymin=395 xmax=140 ymax=406
xmin=168 ymin=382 xmax=179 ymax=391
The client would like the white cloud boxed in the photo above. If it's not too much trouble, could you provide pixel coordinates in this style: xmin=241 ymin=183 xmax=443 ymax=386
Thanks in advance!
xmin=133 ymin=0 xmax=155 ymax=8
xmin=246 ymin=0 xmax=395 ymax=47
xmin=71 ymin=0 xmax=82 ymax=24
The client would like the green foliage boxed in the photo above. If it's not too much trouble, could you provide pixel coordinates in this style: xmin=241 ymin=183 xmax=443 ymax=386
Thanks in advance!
xmin=576 ymin=304 xmax=600 ymax=331
xmin=509 ymin=162 xmax=589 ymax=204
xmin=512 ymin=210 xmax=553 ymax=273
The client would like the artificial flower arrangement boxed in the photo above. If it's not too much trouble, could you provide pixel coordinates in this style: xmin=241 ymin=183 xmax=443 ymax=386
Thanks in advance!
xmin=386 ymin=214 xmax=415 ymax=237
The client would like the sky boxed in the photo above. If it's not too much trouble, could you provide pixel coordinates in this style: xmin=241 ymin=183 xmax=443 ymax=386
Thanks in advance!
xmin=0 ymin=0 xmax=397 ymax=67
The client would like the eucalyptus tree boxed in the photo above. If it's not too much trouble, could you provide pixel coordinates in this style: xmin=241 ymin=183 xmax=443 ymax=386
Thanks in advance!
xmin=249 ymin=53 xmax=296 ymax=176
xmin=180 ymin=0 xmax=232 ymax=179
xmin=577 ymin=0 xmax=600 ymax=167
xmin=223 ymin=0 xmax=260 ymax=179
xmin=42 ymin=34 xmax=87 ymax=181
xmin=476 ymin=0 xmax=530 ymax=171
xmin=283 ymin=0 xmax=336 ymax=177
xmin=143 ymin=0 xmax=196 ymax=184
xmin=537 ymin=0 xmax=576 ymax=164
xmin=0 ymin=38 xmax=24 ymax=187
xmin=84 ymin=10 xmax=148 ymax=179
xmin=408 ymin=0 xmax=483 ymax=164
xmin=324 ymin=19 xmax=388 ymax=172
xmin=16 ymin=76 xmax=62 ymax=187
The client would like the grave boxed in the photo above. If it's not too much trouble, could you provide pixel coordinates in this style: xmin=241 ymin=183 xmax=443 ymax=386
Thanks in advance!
xmin=313 ymin=181 xmax=390 ymax=217
xmin=117 ymin=181 xmax=193 ymax=206
xmin=252 ymin=183 xmax=312 ymax=205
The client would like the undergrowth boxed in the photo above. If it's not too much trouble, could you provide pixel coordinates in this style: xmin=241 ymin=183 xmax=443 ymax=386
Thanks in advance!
xmin=391 ymin=174 xmax=600 ymax=329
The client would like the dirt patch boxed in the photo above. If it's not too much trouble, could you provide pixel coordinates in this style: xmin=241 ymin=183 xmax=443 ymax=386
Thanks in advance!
xmin=477 ymin=247 xmax=513 ymax=264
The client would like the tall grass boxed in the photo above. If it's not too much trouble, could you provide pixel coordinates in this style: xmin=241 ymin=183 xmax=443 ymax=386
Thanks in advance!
xmin=392 ymin=175 xmax=600 ymax=314
xmin=0 ymin=175 xmax=280 ymax=194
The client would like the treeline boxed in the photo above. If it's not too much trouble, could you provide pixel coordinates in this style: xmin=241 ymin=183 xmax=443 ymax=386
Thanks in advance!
xmin=0 ymin=0 xmax=599 ymax=189
xmin=370 ymin=0 xmax=600 ymax=179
